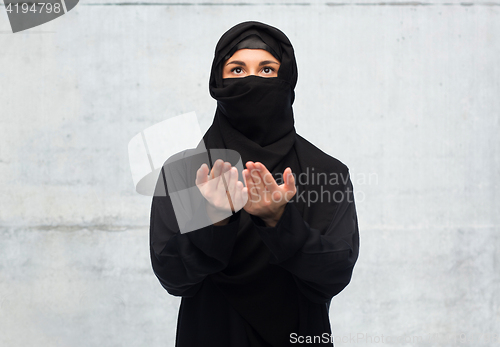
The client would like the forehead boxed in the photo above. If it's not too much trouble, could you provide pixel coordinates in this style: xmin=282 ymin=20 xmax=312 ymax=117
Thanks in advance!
xmin=225 ymin=49 xmax=280 ymax=63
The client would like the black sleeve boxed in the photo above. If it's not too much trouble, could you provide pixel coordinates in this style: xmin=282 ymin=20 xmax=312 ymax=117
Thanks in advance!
xmin=249 ymin=177 xmax=360 ymax=304
xmin=149 ymin=171 xmax=240 ymax=298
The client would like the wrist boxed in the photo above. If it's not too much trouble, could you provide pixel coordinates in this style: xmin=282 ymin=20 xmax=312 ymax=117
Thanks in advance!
xmin=261 ymin=205 xmax=286 ymax=228
xmin=205 ymin=202 xmax=231 ymax=226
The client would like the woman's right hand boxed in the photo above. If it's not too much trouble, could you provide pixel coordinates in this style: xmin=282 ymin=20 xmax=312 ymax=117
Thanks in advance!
xmin=195 ymin=159 xmax=248 ymax=226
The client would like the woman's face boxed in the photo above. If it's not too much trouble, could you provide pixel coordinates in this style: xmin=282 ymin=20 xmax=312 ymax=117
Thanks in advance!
xmin=222 ymin=49 xmax=280 ymax=79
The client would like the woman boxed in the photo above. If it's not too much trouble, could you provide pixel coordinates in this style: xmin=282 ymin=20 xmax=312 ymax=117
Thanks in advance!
xmin=150 ymin=21 xmax=360 ymax=346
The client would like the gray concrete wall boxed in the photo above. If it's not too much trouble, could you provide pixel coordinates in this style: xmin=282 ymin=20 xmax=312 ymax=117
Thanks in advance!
xmin=1 ymin=1 xmax=499 ymax=346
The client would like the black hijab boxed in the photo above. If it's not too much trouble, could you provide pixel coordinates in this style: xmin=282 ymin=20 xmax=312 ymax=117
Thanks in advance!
xmin=206 ymin=21 xmax=298 ymax=171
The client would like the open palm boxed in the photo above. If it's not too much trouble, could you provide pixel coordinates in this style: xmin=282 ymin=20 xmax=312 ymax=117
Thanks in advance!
xmin=242 ymin=161 xmax=296 ymax=227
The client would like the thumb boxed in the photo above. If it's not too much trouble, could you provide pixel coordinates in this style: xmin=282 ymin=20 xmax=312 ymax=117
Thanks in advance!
xmin=283 ymin=168 xmax=296 ymax=200
xmin=196 ymin=163 xmax=210 ymax=186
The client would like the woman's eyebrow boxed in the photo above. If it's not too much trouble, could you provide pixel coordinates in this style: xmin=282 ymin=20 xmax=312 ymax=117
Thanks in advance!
xmin=226 ymin=60 xmax=246 ymax=66
xmin=225 ymin=60 xmax=280 ymax=67
xmin=258 ymin=60 xmax=279 ymax=66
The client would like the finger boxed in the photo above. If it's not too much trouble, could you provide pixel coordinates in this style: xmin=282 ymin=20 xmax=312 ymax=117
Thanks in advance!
xmin=211 ymin=159 xmax=223 ymax=179
xmin=227 ymin=167 xmax=238 ymax=193
xmin=224 ymin=167 xmax=237 ymax=212
xmin=223 ymin=167 xmax=238 ymax=199
xmin=232 ymin=170 xmax=241 ymax=212
xmin=195 ymin=163 xmax=210 ymax=186
xmin=220 ymin=162 xmax=232 ymax=189
xmin=243 ymin=168 xmax=259 ymax=204
xmin=247 ymin=162 xmax=265 ymax=193
xmin=232 ymin=180 xmax=247 ymax=211
xmin=241 ymin=169 xmax=250 ymax=205
xmin=223 ymin=161 xmax=232 ymax=174
xmin=249 ymin=163 xmax=271 ymax=204
xmin=212 ymin=160 xmax=226 ymax=190
xmin=216 ymin=162 xmax=230 ymax=196
xmin=254 ymin=162 xmax=278 ymax=193
xmin=244 ymin=163 xmax=257 ymax=183
xmin=245 ymin=161 xmax=254 ymax=170
xmin=242 ymin=167 xmax=248 ymax=187
xmin=283 ymin=167 xmax=293 ymax=189
xmin=283 ymin=167 xmax=297 ymax=201
xmin=251 ymin=168 xmax=270 ymax=205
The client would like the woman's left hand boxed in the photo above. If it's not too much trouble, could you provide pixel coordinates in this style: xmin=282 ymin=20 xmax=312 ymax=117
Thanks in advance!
xmin=242 ymin=161 xmax=297 ymax=227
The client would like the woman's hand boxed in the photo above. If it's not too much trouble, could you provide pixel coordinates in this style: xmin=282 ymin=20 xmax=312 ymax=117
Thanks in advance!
xmin=243 ymin=161 xmax=296 ymax=227
xmin=195 ymin=159 xmax=247 ymax=226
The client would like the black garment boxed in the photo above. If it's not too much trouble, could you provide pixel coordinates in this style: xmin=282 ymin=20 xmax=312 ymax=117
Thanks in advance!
xmin=149 ymin=21 xmax=360 ymax=346
xmin=223 ymin=34 xmax=280 ymax=62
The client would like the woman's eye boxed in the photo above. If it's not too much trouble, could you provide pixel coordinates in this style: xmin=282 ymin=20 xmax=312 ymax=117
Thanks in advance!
xmin=232 ymin=67 xmax=243 ymax=74
xmin=262 ymin=67 xmax=274 ymax=74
